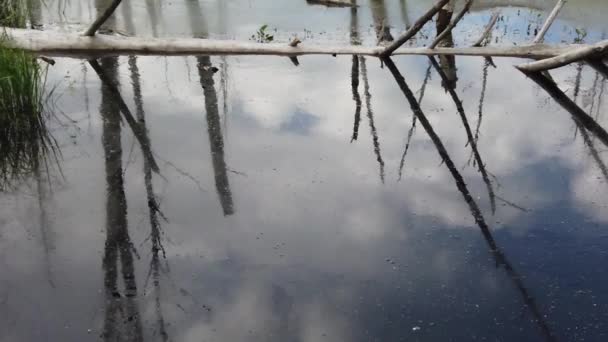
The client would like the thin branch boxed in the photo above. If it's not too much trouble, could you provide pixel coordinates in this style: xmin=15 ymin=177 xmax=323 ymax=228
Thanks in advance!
xmin=84 ymin=0 xmax=123 ymax=36
xmin=533 ymin=0 xmax=567 ymax=44
xmin=430 ymin=0 xmax=474 ymax=49
xmin=379 ymin=0 xmax=451 ymax=57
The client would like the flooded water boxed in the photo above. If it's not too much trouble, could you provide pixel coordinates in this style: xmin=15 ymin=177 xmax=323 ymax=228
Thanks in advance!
xmin=2 ymin=1 xmax=608 ymax=341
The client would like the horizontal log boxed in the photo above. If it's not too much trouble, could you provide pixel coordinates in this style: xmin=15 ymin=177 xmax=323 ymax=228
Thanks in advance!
xmin=0 ymin=27 xmax=587 ymax=59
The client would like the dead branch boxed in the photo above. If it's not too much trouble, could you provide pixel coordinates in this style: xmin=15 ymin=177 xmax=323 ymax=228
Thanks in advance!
xmin=380 ymin=0 xmax=451 ymax=57
xmin=517 ymin=40 xmax=608 ymax=72
xmin=430 ymin=0 xmax=474 ymax=49
xmin=533 ymin=0 xmax=567 ymax=44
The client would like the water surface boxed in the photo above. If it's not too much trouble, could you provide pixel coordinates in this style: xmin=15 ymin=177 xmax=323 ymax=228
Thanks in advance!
xmin=2 ymin=1 xmax=608 ymax=341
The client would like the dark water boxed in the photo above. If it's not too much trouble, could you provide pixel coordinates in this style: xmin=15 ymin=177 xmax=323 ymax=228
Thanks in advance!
xmin=2 ymin=1 xmax=608 ymax=341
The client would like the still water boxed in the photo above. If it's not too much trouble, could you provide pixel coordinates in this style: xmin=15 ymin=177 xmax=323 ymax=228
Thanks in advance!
xmin=2 ymin=0 xmax=608 ymax=341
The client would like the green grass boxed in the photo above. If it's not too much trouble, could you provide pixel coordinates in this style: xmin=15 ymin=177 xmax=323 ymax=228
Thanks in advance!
xmin=0 ymin=1 xmax=59 ymax=190
xmin=0 ymin=0 xmax=26 ymax=28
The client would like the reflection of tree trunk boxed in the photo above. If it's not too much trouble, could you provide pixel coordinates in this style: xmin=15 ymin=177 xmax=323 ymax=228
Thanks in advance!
xmin=128 ymin=55 xmax=169 ymax=341
xmin=350 ymin=55 xmax=362 ymax=142
xmin=145 ymin=0 xmax=160 ymax=37
xmin=187 ymin=0 xmax=235 ymax=216
xmin=121 ymin=0 xmax=135 ymax=35
xmin=436 ymin=1 xmax=458 ymax=90
xmin=26 ymin=0 xmax=42 ymax=28
xmin=198 ymin=56 xmax=235 ymax=216
xmin=99 ymin=56 xmax=144 ymax=342
xmin=88 ymin=60 xmax=160 ymax=173
xmin=399 ymin=0 xmax=410 ymax=29
xmin=350 ymin=1 xmax=362 ymax=142
xmin=573 ymin=62 xmax=584 ymax=103
xmin=360 ymin=57 xmax=385 ymax=183
xmin=578 ymin=122 xmax=608 ymax=182
xmin=370 ymin=0 xmax=393 ymax=43
xmin=384 ymin=57 xmax=557 ymax=342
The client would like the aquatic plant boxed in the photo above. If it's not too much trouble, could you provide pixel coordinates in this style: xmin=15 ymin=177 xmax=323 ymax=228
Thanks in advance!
xmin=250 ymin=24 xmax=274 ymax=43
xmin=0 ymin=2 xmax=58 ymax=190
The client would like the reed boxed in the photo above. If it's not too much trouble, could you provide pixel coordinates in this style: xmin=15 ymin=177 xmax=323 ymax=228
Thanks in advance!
xmin=0 ymin=1 xmax=58 ymax=190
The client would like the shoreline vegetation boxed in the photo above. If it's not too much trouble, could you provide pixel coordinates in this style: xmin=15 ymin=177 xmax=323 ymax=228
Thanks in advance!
xmin=0 ymin=0 xmax=58 ymax=190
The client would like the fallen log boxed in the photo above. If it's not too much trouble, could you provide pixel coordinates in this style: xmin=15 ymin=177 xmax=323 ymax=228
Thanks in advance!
xmin=1 ymin=27 xmax=587 ymax=59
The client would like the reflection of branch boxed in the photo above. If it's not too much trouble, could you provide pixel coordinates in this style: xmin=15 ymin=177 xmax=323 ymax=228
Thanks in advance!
xmin=468 ymin=58 xmax=491 ymax=165
xmin=88 ymin=60 xmax=160 ymax=173
xmin=398 ymin=61 xmax=432 ymax=181
xmin=573 ymin=62 xmax=584 ymax=102
xmin=350 ymin=55 xmax=362 ymax=142
xmin=429 ymin=56 xmax=496 ymax=214
xmin=398 ymin=0 xmax=410 ymax=29
xmin=579 ymin=122 xmax=608 ymax=182
xmin=495 ymin=194 xmax=530 ymax=213
xmin=522 ymin=71 xmax=608 ymax=147
xmin=472 ymin=11 xmax=500 ymax=47
xmin=127 ymin=55 xmax=170 ymax=341
xmin=383 ymin=57 xmax=557 ymax=342
xmin=360 ymin=56 xmax=385 ymax=183
xmin=34 ymin=161 xmax=55 ymax=288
